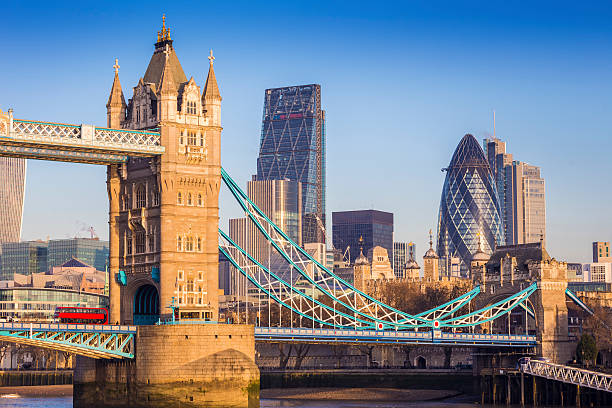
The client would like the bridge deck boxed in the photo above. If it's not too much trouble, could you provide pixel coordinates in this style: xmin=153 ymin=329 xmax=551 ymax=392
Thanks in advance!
xmin=0 ymin=322 xmax=137 ymax=359
xmin=0 ymin=112 xmax=164 ymax=164
xmin=255 ymin=327 xmax=537 ymax=347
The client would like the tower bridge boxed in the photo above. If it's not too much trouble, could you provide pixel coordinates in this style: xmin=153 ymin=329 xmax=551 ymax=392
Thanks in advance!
xmin=0 ymin=16 xmax=604 ymax=406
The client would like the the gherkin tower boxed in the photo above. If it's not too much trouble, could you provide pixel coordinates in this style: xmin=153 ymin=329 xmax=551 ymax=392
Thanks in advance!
xmin=437 ymin=134 xmax=503 ymax=276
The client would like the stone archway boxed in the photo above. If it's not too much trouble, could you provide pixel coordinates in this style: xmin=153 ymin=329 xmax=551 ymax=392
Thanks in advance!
xmin=133 ymin=284 xmax=160 ymax=325
xmin=415 ymin=356 xmax=426 ymax=369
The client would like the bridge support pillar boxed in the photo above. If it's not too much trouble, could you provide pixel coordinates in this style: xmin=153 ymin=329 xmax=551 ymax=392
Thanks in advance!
xmin=73 ymin=324 xmax=259 ymax=407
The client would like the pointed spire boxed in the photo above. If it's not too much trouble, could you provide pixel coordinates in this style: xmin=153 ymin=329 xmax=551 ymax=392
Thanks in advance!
xmin=158 ymin=45 xmax=177 ymax=95
xmin=202 ymin=49 xmax=221 ymax=101
xmin=157 ymin=14 xmax=171 ymax=43
xmin=107 ymin=58 xmax=126 ymax=109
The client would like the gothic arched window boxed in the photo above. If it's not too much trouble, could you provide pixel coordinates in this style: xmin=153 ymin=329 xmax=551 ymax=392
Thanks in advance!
xmin=135 ymin=185 xmax=146 ymax=208
xmin=187 ymin=193 xmax=192 ymax=206
xmin=177 ymin=235 xmax=182 ymax=251
xmin=177 ymin=191 xmax=183 ymax=205
xmin=197 ymin=193 xmax=203 ymax=206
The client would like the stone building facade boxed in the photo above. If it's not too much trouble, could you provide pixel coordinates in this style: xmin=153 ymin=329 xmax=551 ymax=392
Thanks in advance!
xmin=106 ymin=18 xmax=221 ymax=324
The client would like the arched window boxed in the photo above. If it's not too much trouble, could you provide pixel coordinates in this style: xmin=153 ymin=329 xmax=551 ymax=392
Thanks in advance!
xmin=187 ymin=193 xmax=192 ymax=206
xmin=126 ymin=232 xmax=132 ymax=255
xmin=179 ymin=130 xmax=184 ymax=145
xmin=199 ymin=134 xmax=204 ymax=146
xmin=135 ymin=232 xmax=145 ymax=253
xmin=186 ymin=236 xmax=194 ymax=251
xmin=197 ymin=193 xmax=202 ymax=206
xmin=148 ymin=227 xmax=155 ymax=252
xmin=177 ymin=235 xmax=182 ymax=251
xmin=135 ymin=185 xmax=146 ymax=208
xmin=177 ymin=191 xmax=183 ymax=205
xmin=197 ymin=237 xmax=202 ymax=252
xmin=188 ymin=131 xmax=197 ymax=146
xmin=151 ymin=188 xmax=159 ymax=207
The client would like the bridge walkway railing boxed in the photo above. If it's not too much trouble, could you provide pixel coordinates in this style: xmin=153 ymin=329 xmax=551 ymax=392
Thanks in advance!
xmin=521 ymin=360 xmax=612 ymax=392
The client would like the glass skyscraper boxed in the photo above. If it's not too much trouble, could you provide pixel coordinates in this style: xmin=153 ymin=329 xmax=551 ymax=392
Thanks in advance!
xmin=437 ymin=134 xmax=503 ymax=276
xmin=0 ymin=157 xmax=26 ymax=244
xmin=256 ymin=84 xmax=326 ymax=244
xmin=332 ymin=210 xmax=393 ymax=265
xmin=47 ymin=238 xmax=109 ymax=272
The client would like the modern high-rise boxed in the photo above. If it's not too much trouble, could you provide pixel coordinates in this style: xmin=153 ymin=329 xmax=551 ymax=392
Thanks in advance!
xmin=392 ymin=241 xmax=415 ymax=278
xmin=256 ymin=84 xmax=326 ymax=244
xmin=228 ymin=179 xmax=303 ymax=295
xmin=0 ymin=241 xmax=48 ymax=280
xmin=483 ymin=137 xmax=546 ymax=245
xmin=332 ymin=210 xmax=393 ymax=265
xmin=437 ymin=134 xmax=503 ymax=276
xmin=593 ymin=242 xmax=611 ymax=263
xmin=509 ymin=162 xmax=546 ymax=244
xmin=0 ymin=158 xmax=26 ymax=244
xmin=47 ymin=238 xmax=109 ymax=272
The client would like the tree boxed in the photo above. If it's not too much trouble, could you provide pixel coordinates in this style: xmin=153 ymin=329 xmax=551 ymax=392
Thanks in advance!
xmin=576 ymin=333 xmax=597 ymax=367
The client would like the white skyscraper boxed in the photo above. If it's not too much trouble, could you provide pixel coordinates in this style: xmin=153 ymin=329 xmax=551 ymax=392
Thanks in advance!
xmin=0 ymin=157 xmax=26 ymax=244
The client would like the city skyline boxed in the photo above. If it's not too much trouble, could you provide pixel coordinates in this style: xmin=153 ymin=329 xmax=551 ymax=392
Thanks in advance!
xmin=3 ymin=2 xmax=612 ymax=263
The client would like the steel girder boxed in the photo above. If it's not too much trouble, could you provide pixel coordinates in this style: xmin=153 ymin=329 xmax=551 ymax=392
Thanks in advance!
xmin=219 ymin=167 xmax=540 ymax=330
xmin=0 ymin=323 xmax=136 ymax=359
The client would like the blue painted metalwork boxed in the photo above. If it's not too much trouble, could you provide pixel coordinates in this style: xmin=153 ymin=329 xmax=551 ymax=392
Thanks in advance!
xmin=255 ymin=327 xmax=537 ymax=347
xmin=116 ymin=270 xmax=127 ymax=286
xmin=220 ymin=167 xmax=540 ymax=331
xmin=565 ymin=287 xmax=593 ymax=315
xmin=0 ymin=322 xmax=136 ymax=359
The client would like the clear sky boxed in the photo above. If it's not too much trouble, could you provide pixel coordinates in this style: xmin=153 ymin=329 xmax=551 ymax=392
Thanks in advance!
xmin=3 ymin=1 xmax=611 ymax=263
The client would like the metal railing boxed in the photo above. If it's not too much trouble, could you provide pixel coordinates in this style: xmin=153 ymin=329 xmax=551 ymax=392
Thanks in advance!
xmin=522 ymin=360 xmax=612 ymax=392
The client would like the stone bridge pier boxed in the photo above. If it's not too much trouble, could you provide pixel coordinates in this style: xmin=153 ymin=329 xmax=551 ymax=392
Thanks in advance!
xmin=73 ymin=324 xmax=259 ymax=408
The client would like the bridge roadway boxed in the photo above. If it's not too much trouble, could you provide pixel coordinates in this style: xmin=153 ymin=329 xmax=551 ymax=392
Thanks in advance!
xmin=255 ymin=327 xmax=537 ymax=347
xmin=0 ymin=322 xmax=136 ymax=359
xmin=522 ymin=359 xmax=612 ymax=393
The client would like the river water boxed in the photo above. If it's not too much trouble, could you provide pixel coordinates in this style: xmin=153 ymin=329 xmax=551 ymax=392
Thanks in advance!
xmin=0 ymin=395 xmax=525 ymax=407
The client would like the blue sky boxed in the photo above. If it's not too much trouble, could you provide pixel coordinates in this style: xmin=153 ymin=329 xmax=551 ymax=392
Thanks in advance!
xmin=2 ymin=1 xmax=612 ymax=262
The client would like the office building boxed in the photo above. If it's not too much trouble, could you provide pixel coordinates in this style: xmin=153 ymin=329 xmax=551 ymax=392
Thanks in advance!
xmin=256 ymin=84 xmax=326 ymax=244
xmin=392 ymin=241 xmax=415 ymax=278
xmin=437 ymin=134 xmax=503 ymax=276
xmin=0 ymin=241 xmax=48 ymax=280
xmin=332 ymin=210 xmax=393 ymax=265
xmin=593 ymin=241 xmax=611 ymax=263
xmin=483 ymin=137 xmax=546 ymax=245
xmin=582 ymin=263 xmax=612 ymax=283
xmin=0 ymin=158 xmax=26 ymax=245
xmin=47 ymin=238 xmax=109 ymax=272
xmin=509 ymin=162 xmax=546 ymax=244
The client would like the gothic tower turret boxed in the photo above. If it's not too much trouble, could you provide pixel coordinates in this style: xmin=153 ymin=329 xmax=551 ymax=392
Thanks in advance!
xmin=107 ymin=16 xmax=222 ymax=324
xmin=106 ymin=59 xmax=126 ymax=128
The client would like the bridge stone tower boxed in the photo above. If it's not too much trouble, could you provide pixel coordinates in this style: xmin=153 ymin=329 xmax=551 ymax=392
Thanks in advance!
xmin=106 ymin=18 xmax=221 ymax=324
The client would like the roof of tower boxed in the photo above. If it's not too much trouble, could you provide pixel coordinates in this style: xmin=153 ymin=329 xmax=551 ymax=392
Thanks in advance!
xmin=143 ymin=17 xmax=187 ymax=91
xmin=447 ymin=134 xmax=491 ymax=170
xmin=424 ymin=230 xmax=438 ymax=259
xmin=106 ymin=61 xmax=126 ymax=108
xmin=202 ymin=50 xmax=221 ymax=101
xmin=405 ymin=259 xmax=420 ymax=269
xmin=354 ymin=249 xmax=369 ymax=266
xmin=158 ymin=48 xmax=178 ymax=94
xmin=487 ymin=242 xmax=551 ymax=269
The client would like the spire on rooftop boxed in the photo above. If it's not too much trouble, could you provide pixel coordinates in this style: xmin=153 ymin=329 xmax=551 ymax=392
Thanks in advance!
xmin=202 ymin=49 xmax=221 ymax=102
xmin=157 ymin=14 xmax=171 ymax=43
xmin=106 ymin=58 xmax=126 ymax=109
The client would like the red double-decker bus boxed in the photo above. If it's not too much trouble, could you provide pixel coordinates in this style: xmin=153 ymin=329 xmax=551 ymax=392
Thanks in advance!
xmin=54 ymin=307 xmax=109 ymax=324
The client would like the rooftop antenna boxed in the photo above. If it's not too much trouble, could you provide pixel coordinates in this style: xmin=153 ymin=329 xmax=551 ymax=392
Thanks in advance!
xmin=493 ymin=110 xmax=496 ymax=139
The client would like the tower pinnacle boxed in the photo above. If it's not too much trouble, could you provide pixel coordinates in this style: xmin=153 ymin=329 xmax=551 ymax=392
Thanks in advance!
xmin=113 ymin=58 xmax=120 ymax=75
xmin=208 ymin=49 xmax=215 ymax=65
xmin=157 ymin=14 xmax=171 ymax=42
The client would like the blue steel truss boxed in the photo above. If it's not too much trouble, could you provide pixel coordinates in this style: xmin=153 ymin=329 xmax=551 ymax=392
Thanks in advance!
xmin=0 ymin=323 xmax=136 ymax=359
xmin=219 ymin=167 xmax=539 ymax=331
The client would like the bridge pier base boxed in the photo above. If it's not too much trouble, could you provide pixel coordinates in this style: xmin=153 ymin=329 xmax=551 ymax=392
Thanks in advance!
xmin=73 ymin=324 xmax=259 ymax=407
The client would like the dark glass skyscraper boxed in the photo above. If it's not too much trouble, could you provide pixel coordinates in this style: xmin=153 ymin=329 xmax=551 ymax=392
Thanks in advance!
xmin=256 ymin=84 xmax=326 ymax=244
xmin=437 ymin=134 xmax=503 ymax=276
xmin=332 ymin=210 xmax=393 ymax=265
